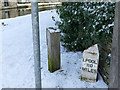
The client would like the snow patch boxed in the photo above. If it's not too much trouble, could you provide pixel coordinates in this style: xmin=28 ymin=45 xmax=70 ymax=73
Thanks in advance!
xmin=1 ymin=9 xmax=108 ymax=88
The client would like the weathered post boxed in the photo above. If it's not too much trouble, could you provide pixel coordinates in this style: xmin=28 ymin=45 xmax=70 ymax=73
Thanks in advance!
xmin=46 ymin=27 xmax=61 ymax=73
xmin=109 ymin=2 xmax=120 ymax=90
xmin=81 ymin=44 xmax=99 ymax=82
xmin=31 ymin=0 xmax=41 ymax=89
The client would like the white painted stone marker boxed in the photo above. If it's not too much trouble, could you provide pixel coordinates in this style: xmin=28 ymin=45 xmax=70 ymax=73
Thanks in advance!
xmin=81 ymin=44 xmax=99 ymax=82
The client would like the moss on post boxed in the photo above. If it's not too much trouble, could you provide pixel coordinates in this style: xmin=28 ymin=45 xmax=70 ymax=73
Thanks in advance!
xmin=48 ymin=54 xmax=52 ymax=72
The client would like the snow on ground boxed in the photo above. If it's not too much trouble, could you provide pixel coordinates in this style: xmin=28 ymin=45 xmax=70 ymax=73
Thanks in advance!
xmin=0 ymin=20 xmax=2 ymax=90
xmin=1 ymin=9 xmax=108 ymax=88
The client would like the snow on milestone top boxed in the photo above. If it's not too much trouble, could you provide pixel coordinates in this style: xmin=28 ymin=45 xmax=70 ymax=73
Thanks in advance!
xmin=47 ymin=27 xmax=60 ymax=33
xmin=84 ymin=44 xmax=99 ymax=55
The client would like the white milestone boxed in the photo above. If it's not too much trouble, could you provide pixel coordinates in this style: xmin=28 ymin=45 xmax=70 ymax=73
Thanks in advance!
xmin=81 ymin=44 xmax=99 ymax=82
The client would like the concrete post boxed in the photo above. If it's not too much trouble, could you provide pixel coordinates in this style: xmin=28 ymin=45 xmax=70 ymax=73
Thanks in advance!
xmin=46 ymin=27 xmax=61 ymax=73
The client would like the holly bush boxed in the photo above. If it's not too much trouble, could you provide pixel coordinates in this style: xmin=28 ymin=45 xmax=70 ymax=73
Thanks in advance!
xmin=53 ymin=2 xmax=115 ymax=51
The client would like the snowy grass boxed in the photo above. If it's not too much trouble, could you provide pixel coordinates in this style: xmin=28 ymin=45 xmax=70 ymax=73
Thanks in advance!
xmin=1 ymin=9 xmax=108 ymax=88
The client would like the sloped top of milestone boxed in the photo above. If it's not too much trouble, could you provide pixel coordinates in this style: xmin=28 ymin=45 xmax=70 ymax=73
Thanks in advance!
xmin=84 ymin=44 xmax=99 ymax=55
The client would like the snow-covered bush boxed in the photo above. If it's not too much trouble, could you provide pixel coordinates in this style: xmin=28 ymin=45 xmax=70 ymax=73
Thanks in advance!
xmin=54 ymin=2 xmax=115 ymax=51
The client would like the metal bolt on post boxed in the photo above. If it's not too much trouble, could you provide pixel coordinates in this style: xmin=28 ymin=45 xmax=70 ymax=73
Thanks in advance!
xmin=31 ymin=0 xmax=41 ymax=89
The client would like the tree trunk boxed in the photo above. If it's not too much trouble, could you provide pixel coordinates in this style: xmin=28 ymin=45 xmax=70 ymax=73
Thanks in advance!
xmin=109 ymin=2 xmax=120 ymax=89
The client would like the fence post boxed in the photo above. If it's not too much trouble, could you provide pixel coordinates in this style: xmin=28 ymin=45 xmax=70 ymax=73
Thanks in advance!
xmin=109 ymin=2 xmax=120 ymax=89
xmin=31 ymin=0 xmax=41 ymax=89
xmin=46 ymin=27 xmax=61 ymax=73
